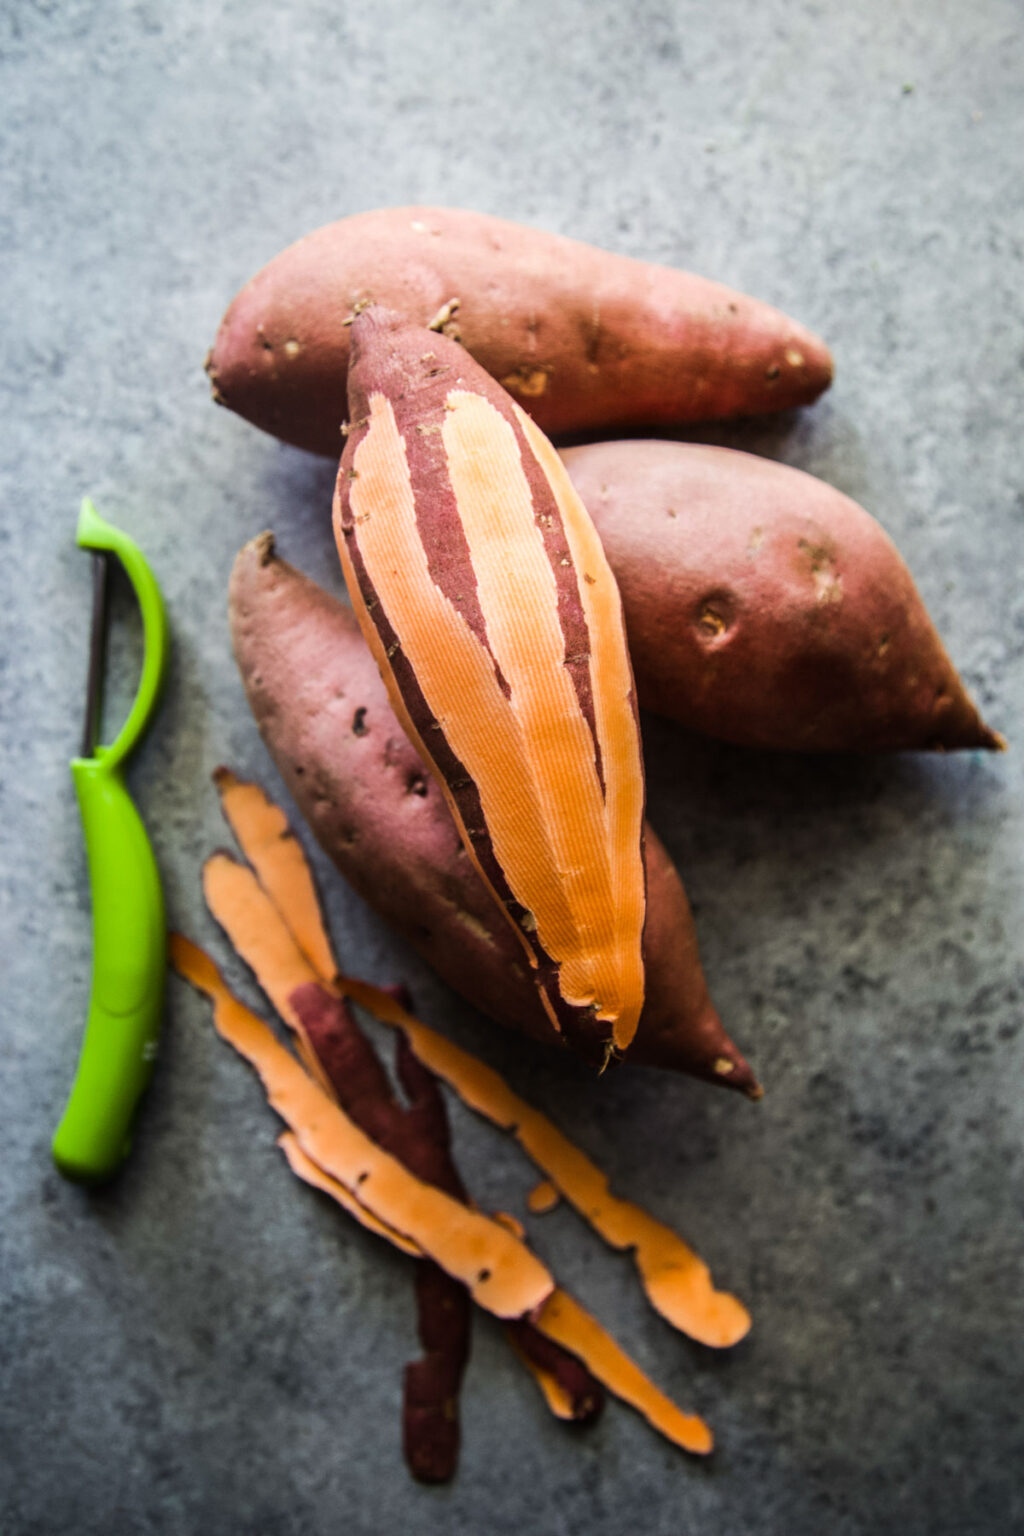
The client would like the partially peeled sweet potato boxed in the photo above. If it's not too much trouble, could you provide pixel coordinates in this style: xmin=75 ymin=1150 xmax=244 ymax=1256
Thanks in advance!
xmin=228 ymin=533 xmax=758 ymax=1095
xmin=334 ymin=306 xmax=647 ymax=1065
xmin=206 ymin=206 xmax=833 ymax=454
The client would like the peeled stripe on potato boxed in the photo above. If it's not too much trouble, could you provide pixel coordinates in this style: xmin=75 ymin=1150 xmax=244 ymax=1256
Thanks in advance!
xmin=334 ymin=307 xmax=647 ymax=1065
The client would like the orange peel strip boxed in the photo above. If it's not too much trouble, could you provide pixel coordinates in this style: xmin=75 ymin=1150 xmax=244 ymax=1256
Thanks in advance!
xmin=213 ymin=768 xmax=338 ymax=984
xmin=169 ymin=934 xmax=553 ymax=1320
xmin=533 ymin=1288 xmax=713 ymax=1456
xmin=338 ymin=974 xmax=750 ymax=1350
xmin=203 ymin=851 xmax=321 ymax=1027
xmin=277 ymin=1131 xmax=423 ymax=1258
xmin=206 ymin=783 xmax=747 ymax=1348
xmin=202 ymin=851 xmax=336 ymax=1095
xmin=505 ymin=1333 xmax=577 ymax=1421
xmin=527 ymin=1179 xmax=561 ymax=1215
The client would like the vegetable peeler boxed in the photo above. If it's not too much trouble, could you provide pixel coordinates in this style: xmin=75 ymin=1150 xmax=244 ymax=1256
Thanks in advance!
xmin=52 ymin=500 xmax=169 ymax=1183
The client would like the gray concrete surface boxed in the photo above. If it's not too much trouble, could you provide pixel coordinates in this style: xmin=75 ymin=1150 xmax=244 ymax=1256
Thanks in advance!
xmin=2 ymin=2 xmax=1022 ymax=1532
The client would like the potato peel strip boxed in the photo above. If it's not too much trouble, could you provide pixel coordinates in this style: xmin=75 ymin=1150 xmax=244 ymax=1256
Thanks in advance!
xmin=202 ymin=851 xmax=336 ymax=1096
xmin=527 ymin=1179 xmax=561 ymax=1214
xmin=507 ymin=1338 xmax=577 ymax=1421
xmin=199 ymin=835 xmax=607 ymax=1428
xmin=339 ymin=974 xmax=750 ymax=1350
xmin=277 ymin=1131 xmax=423 ymax=1257
xmin=213 ymin=767 xmax=338 ymax=982
xmin=533 ymin=1289 xmax=712 ymax=1455
xmin=169 ymin=934 xmax=553 ymax=1319
xmin=211 ymin=776 xmax=749 ymax=1349
xmin=172 ymin=934 xmax=711 ymax=1454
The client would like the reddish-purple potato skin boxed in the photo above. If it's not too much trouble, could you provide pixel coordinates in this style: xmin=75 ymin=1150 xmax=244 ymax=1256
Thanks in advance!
xmin=206 ymin=206 xmax=833 ymax=456
xmin=562 ymin=441 xmax=1001 ymax=754
xmin=288 ymin=983 xmax=470 ymax=1485
xmin=228 ymin=534 xmax=758 ymax=1095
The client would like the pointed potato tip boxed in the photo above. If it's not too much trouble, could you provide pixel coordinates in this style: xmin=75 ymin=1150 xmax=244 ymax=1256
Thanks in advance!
xmin=711 ymin=1050 xmax=763 ymax=1100
xmin=233 ymin=529 xmax=277 ymax=569
xmin=805 ymin=336 xmax=834 ymax=399
xmin=349 ymin=301 xmax=405 ymax=343
xmin=229 ymin=534 xmax=285 ymax=639
xmin=204 ymin=344 xmax=228 ymax=404
xmin=779 ymin=319 xmax=834 ymax=403
xmin=628 ymin=1005 xmax=761 ymax=1098
xmin=930 ymin=712 xmax=1006 ymax=753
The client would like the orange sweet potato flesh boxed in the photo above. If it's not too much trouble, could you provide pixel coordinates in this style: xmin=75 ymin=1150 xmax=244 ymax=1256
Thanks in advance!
xmin=562 ymin=441 xmax=1002 ymax=753
xmin=228 ymin=533 xmax=758 ymax=1095
xmin=205 ymin=206 xmax=833 ymax=455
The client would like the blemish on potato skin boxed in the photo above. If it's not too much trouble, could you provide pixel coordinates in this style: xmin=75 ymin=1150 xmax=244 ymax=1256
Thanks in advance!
xmin=451 ymin=907 xmax=495 ymax=944
xmin=500 ymin=365 xmax=551 ymax=398
xmin=341 ymin=295 xmax=376 ymax=327
xmin=693 ymin=595 xmax=735 ymax=644
xmin=426 ymin=297 xmax=461 ymax=338
xmin=352 ymin=706 xmax=369 ymax=736
xmin=697 ymin=607 xmax=727 ymax=638
xmin=798 ymin=539 xmax=843 ymax=606
xmin=785 ymin=347 xmax=805 ymax=368
xmin=584 ymin=302 xmax=602 ymax=372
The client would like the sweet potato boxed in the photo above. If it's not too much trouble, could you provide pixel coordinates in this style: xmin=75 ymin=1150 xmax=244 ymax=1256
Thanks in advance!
xmin=562 ymin=441 xmax=1002 ymax=753
xmin=334 ymin=306 xmax=647 ymax=1064
xmin=228 ymin=532 xmax=758 ymax=1095
xmin=205 ymin=206 xmax=833 ymax=455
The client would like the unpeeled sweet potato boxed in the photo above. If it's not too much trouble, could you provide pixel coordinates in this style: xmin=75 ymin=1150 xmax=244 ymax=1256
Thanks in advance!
xmin=205 ymin=206 xmax=833 ymax=455
xmin=228 ymin=532 xmax=758 ymax=1095
xmin=562 ymin=441 xmax=1002 ymax=754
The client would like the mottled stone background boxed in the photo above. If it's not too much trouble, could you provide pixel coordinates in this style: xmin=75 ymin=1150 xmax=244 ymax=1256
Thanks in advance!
xmin=2 ymin=2 xmax=1021 ymax=1532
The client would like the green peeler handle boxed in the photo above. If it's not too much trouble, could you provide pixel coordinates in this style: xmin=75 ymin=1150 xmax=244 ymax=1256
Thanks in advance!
xmin=52 ymin=501 xmax=169 ymax=1183
xmin=52 ymin=759 xmax=166 ymax=1182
